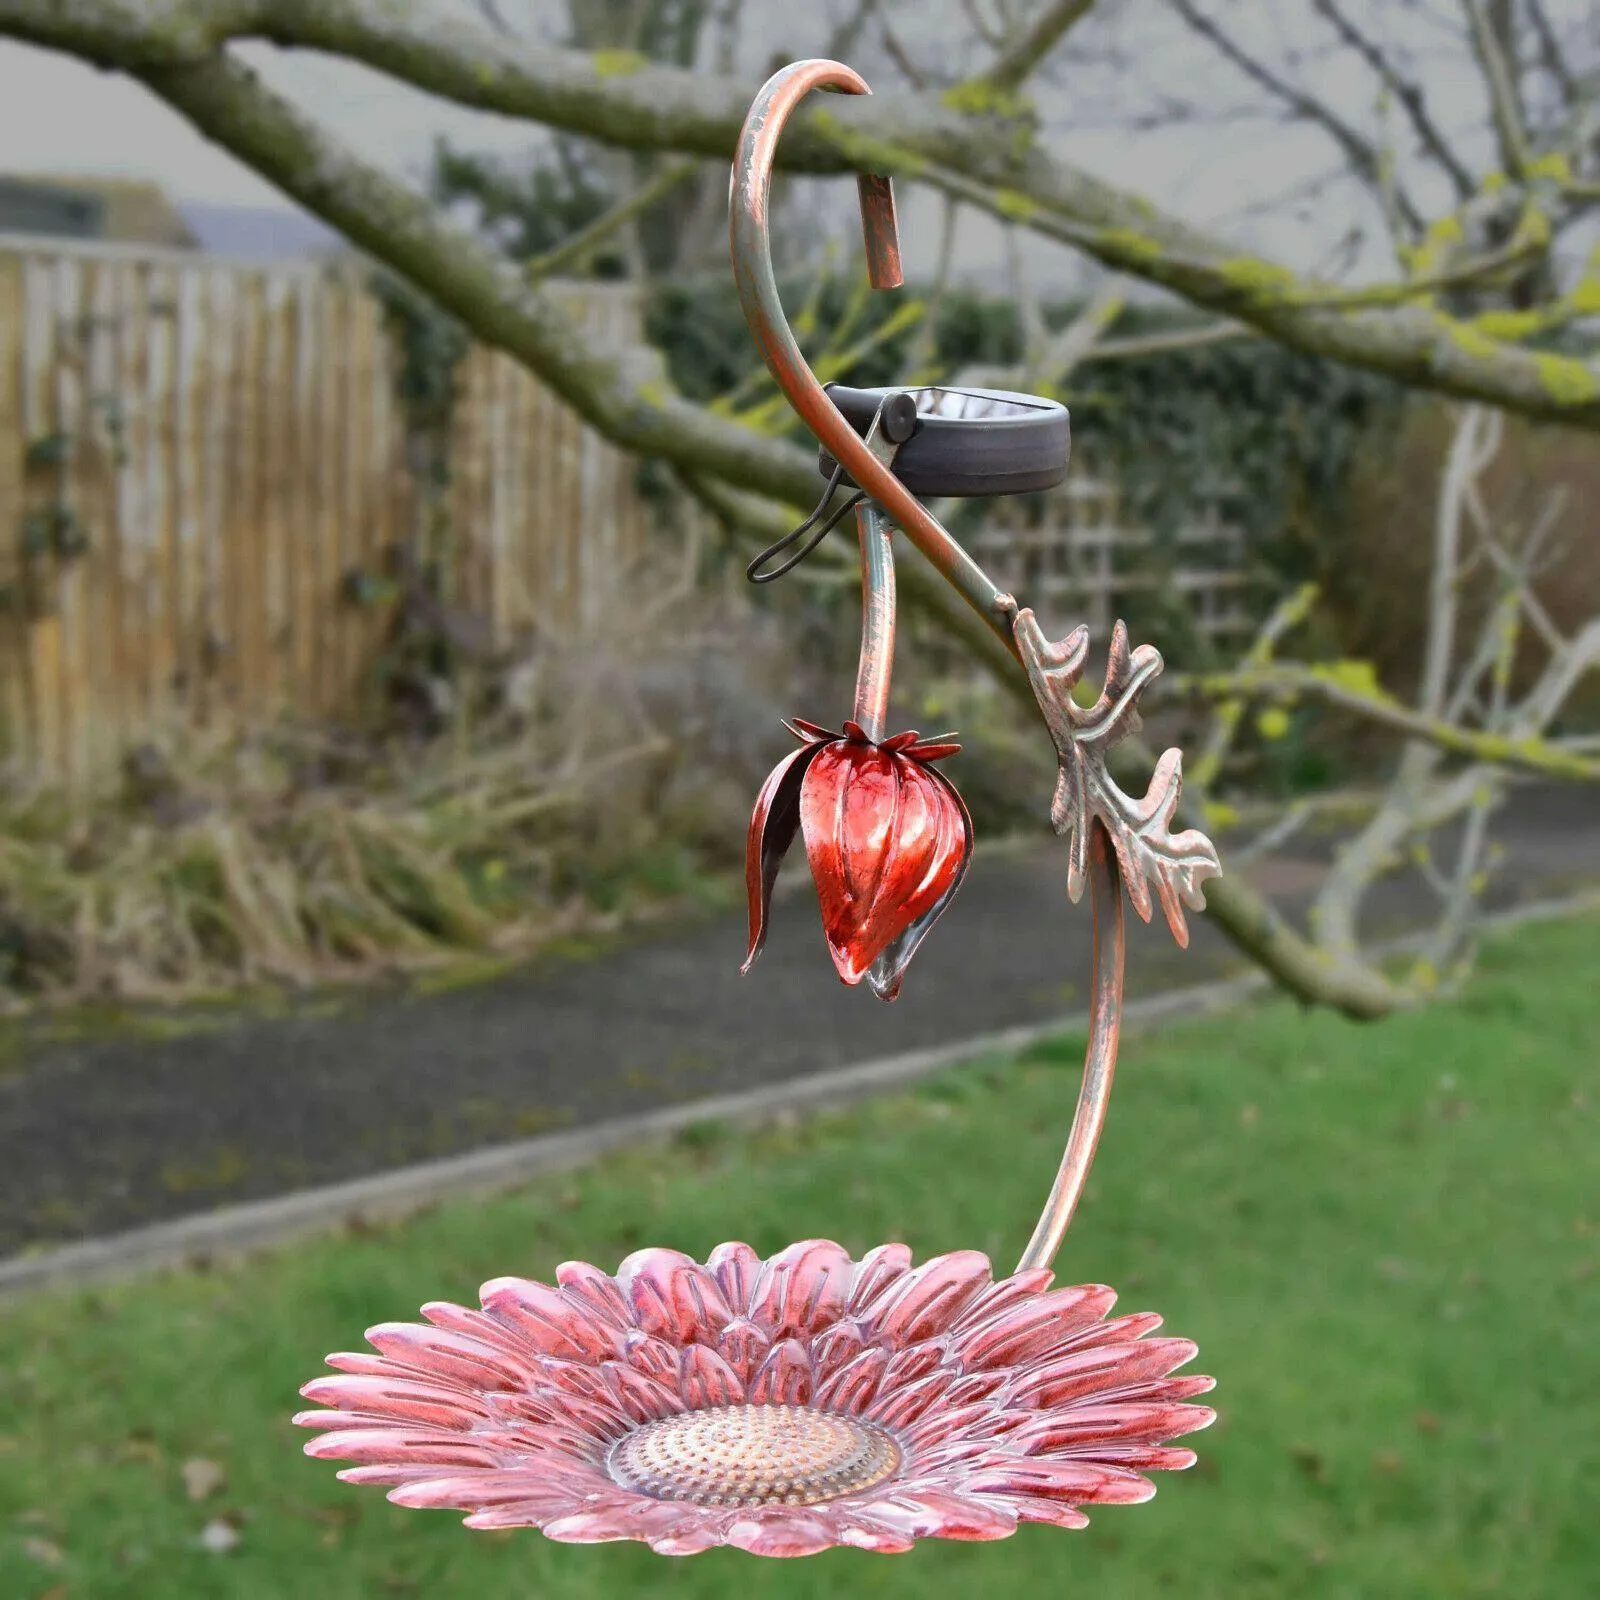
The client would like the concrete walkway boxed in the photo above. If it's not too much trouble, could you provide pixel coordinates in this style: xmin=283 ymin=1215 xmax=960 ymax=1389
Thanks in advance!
xmin=2 ymin=783 xmax=1597 ymax=1259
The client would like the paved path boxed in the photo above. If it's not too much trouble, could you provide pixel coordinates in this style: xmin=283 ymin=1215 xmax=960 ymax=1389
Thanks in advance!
xmin=2 ymin=784 xmax=1596 ymax=1257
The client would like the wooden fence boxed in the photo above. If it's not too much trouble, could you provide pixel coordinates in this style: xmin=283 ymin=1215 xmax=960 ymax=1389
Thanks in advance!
xmin=0 ymin=237 xmax=656 ymax=793
xmin=0 ymin=236 xmax=1256 ymax=795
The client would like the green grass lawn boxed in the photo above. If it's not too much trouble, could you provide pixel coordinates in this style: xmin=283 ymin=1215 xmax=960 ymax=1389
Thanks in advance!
xmin=2 ymin=914 xmax=1597 ymax=1599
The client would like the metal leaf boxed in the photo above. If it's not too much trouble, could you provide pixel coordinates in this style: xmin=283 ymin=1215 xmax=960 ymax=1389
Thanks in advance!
xmin=1009 ymin=604 xmax=1222 ymax=947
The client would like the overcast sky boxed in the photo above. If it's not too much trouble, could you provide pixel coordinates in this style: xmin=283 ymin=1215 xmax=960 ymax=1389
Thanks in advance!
xmin=0 ymin=0 xmax=1586 ymax=290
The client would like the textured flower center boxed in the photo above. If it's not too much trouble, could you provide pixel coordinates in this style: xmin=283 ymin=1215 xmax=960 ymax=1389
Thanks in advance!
xmin=607 ymin=1403 xmax=901 ymax=1508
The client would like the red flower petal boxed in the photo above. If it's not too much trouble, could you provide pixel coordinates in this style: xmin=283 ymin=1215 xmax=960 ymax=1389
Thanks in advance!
xmin=554 ymin=1261 xmax=634 ymax=1329
xmin=865 ymin=1370 xmax=953 ymax=1430
xmin=810 ymin=1319 xmax=869 ymax=1378
xmin=952 ymin=1284 xmax=1119 ymax=1369
xmin=1005 ymin=1338 xmax=1199 ymax=1410
xmin=813 ymin=1345 xmax=890 ymax=1411
xmin=742 ymin=741 xmax=824 ymax=974
xmin=707 ymin=1240 xmax=761 ymax=1309
xmin=866 ymin=762 xmax=974 ymax=999
xmin=296 ymin=1374 xmax=495 ymax=1430
xmin=621 ymin=1330 xmax=682 ymax=1387
xmin=855 ymin=1250 xmax=992 ymax=1343
xmin=748 ymin=1338 xmax=815 ymax=1405
xmin=600 ymin=1360 xmax=684 ymax=1424
xmin=847 ymin=1242 xmax=913 ymax=1312
xmin=478 ymin=1278 xmax=620 ymax=1362
xmin=1016 ymin=1401 xmax=1218 ymax=1453
xmin=745 ymin=1239 xmax=854 ymax=1337
xmin=616 ymin=1248 xmax=734 ymax=1341
xmin=879 ymin=1486 xmax=1018 ymax=1541
xmin=389 ymin=1461 xmax=606 ymax=1511
xmin=679 ymin=1344 xmax=744 ymax=1410
xmin=1008 ymin=1495 xmax=1091 ymax=1530
xmin=726 ymin=1507 xmax=840 ymax=1558
xmin=964 ymin=1457 xmax=1157 ymax=1505
xmin=361 ymin=1324 xmax=528 ymax=1391
xmin=715 ymin=1317 xmax=771 ymax=1384
xmin=304 ymin=1429 xmax=503 ymax=1469
xmin=949 ymin=1268 xmax=1056 ymax=1334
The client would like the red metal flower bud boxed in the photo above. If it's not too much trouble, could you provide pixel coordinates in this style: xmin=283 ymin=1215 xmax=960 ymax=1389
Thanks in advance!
xmin=743 ymin=719 xmax=973 ymax=1001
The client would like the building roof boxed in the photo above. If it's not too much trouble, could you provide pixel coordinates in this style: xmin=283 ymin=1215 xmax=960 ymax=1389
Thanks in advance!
xmin=0 ymin=173 xmax=198 ymax=248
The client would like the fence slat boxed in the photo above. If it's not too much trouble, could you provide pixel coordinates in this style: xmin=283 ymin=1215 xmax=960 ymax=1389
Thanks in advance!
xmin=0 ymin=255 xmax=24 ymax=766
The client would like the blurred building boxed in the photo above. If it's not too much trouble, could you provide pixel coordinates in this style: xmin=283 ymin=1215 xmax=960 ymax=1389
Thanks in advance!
xmin=0 ymin=173 xmax=199 ymax=247
xmin=0 ymin=172 xmax=349 ymax=262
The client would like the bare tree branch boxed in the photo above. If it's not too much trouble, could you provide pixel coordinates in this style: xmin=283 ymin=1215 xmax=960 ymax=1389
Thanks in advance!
xmin=824 ymin=0 xmax=882 ymax=61
xmin=1306 ymin=398 xmax=1599 ymax=983
xmin=1463 ymin=0 xmax=1532 ymax=175
xmin=974 ymin=0 xmax=1097 ymax=92
xmin=1079 ymin=320 xmax=1257 ymax=360
xmin=1309 ymin=0 xmax=1476 ymax=198
xmin=525 ymin=153 xmax=701 ymax=280
xmin=1165 ymin=0 xmax=1426 ymax=234
xmin=1164 ymin=663 xmax=1600 ymax=782
xmin=959 ymin=0 xmax=1008 ymax=51
xmin=1525 ymin=0 xmax=1577 ymax=103
xmin=878 ymin=20 xmax=932 ymax=90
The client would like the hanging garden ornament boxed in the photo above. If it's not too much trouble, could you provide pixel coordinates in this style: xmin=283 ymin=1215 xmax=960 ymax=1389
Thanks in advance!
xmin=296 ymin=57 xmax=1224 ymax=1559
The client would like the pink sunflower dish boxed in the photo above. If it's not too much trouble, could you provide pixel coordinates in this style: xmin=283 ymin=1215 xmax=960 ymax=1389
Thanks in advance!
xmin=296 ymin=57 xmax=1225 ymax=1562
xmin=296 ymin=1241 xmax=1214 ymax=1557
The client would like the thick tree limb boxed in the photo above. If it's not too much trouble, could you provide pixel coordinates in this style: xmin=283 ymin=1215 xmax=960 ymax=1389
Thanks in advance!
xmin=4 ymin=0 xmax=1600 ymax=426
xmin=93 ymin=54 xmax=824 ymax=515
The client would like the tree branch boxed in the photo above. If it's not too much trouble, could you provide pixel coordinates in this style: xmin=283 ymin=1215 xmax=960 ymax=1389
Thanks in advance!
xmin=1308 ymin=0 xmax=1476 ymax=199
xmin=525 ymin=153 xmax=701 ymax=280
xmin=974 ymin=0 xmax=1097 ymax=92
xmin=1165 ymin=662 xmax=1600 ymax=782
xmin=1079 ymin=320 xmax=1257 ymax=361
xmin=1463 ymin=0 xmax=1532 ymax=177
xmin=1525 ymin=0 xmax=1577 ymax=103
xmin=5 ymin=0 xmax=1600 ymax=427
xmin=1165 ymin=0 xmax=1426 ymax=234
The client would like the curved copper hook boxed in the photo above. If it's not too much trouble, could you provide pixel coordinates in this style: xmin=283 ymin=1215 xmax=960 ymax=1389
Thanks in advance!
xmin=728 ymin=60 xmax=1018 ymax=643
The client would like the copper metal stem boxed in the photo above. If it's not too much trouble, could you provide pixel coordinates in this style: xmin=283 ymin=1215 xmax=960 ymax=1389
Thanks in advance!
xmin=730 ymin=57 xmax=1135 ymax=1278
xmin=1016 ymin=820 xmax=1127 ymax=1273
xmin=729 ymin=61 xmax=1021 ymax=651
xmin=852 ymin=503 xmax=896 ymax=741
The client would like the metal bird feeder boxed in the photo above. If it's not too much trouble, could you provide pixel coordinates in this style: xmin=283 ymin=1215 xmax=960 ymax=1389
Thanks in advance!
xmin=294 ymin=59 xmax=1224 ymax=1560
